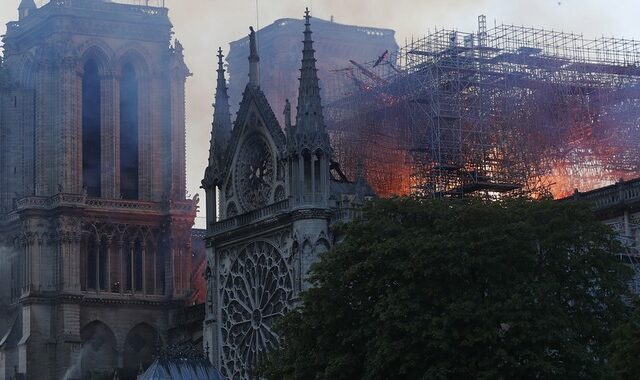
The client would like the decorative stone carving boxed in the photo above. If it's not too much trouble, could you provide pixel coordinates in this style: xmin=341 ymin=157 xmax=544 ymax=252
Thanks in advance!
xmin=219 ymin=240 xmax=293 ymax=379
xmin=234 ymin=134 xmax=275 ymax=212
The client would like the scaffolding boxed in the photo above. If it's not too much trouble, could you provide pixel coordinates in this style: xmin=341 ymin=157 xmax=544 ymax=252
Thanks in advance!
xmin=325 ymin=16 xmax=640 ymax=198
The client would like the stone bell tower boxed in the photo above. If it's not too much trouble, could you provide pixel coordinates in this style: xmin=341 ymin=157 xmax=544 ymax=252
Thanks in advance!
xmin=0 ymin=1 xmax=195 ymax=379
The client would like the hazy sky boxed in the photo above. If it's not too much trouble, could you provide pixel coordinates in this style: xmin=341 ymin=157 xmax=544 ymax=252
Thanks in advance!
xmin=2 ymin=0 xmax=639 ymax=226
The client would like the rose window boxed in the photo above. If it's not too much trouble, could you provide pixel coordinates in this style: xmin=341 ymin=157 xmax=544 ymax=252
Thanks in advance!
xmin=220 ymin=240 xmax=293 ymax=379
xmin=235 ymin=134 xmax=275 ymax=211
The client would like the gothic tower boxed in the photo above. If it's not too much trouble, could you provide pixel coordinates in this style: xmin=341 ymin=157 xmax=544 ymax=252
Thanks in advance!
xmin=0 ymin=1 xmax=196 ymax=379
xmin=203 ymin=10 xmax=350 ymax=379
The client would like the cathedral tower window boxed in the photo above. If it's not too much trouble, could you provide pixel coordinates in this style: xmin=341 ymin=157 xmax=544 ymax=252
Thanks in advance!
xmin=120 ymin=63 xmax=139 ymax=200
xmin=303 ymin=151 xmax=312 ymax=196
xmin=82 ymin=60 xmax=102 ymax=197
xmin=85 ymin=235 xmax=108 ymax=291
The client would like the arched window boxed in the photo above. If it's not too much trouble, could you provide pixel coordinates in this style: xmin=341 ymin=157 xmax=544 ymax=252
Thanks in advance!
xmin=82 ymin=60 xmax=101 ymax=197
xmin=85 ymin=234 xmax=108 ymax=291
xmin=120 ymin=63 xmax=139 ymax=200
xmin=303 ymin=151 xmax=312 ymax=195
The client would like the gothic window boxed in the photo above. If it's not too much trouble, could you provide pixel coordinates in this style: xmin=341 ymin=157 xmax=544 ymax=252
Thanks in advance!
xmin=314 ymin=151 xmax=322 ymax=193
xmin=85 ymin=234 xmax=109 ymax=292
xmin=234 ymin=134 xmax=275 ymax=211
xmin=220 ymin=240 xmax=293 ymax=379
xmin=120 ymin=63 xmax=139 ymax=200
xmin=303 ymin=151 xmax=312 ymax=194
xmin=82 ymin=60 xmax=101 ymax=197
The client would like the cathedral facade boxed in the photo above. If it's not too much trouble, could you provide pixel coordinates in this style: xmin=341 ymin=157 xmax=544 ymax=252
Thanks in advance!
xmin=202 ymin=10 xmax=374 ymax=379
xmin=0 ymin=1 xmax=196 ymax=379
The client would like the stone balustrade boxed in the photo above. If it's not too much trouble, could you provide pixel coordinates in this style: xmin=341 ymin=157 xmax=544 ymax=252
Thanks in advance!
xmin=568 ymin=178 xmax=640 ymax=210
xmin=211 ymin=199 xmax=291 ymax=235
xmin=10 ymin=193 xmax=195 ymax=215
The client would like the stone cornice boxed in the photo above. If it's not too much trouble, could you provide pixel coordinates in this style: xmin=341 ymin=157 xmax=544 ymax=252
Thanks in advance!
xmin=19 ymin=291 xmax=187 ymax=308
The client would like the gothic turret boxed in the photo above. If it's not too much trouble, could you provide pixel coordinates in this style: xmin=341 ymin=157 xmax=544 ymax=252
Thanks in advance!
xmin=209 ymin=47 xmax=232 ymax=168
xmin=203 ymin=47 xmax=232 ymax=228
xmin=288 ymin=8 xmax=331 ymax=207
xmin=295 ymin=8 xmax=327 ymax=136
xmin=18 ymin=0 xmax=36 ymax=19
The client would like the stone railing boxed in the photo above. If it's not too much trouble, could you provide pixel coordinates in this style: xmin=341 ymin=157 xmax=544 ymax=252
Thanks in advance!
xmin=330 ymin=207 xmax=363 ymax=225
xmin=212 ymin=199 xmax=291 ymax=235
xmin=6 ymin=0 xmax=168 ymax=35
xmin=569 ymin=178 xmax=640 ymax=210
xmin=44 ymin=0 xmax=167 ymax=11
xmin=86 ymin=198 xmax=160 ymax=212
xmin=13 ymin=193 xmax=194 ymax=215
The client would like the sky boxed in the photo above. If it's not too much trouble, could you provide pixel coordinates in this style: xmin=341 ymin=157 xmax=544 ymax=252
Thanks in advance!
xmin=1 ymin=0 xmax=640 ymax=227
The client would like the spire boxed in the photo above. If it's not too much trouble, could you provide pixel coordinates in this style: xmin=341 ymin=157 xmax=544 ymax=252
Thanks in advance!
xmin=284 ymin=99 xmax=292 ymax=129
xmin=209 ymin=47 xmax=232 ymax=168
xmin=248 ymin=26 xmax=260 ymax=88
xmin=295 ymin=8 xmax=325 ymax=133
xmin=18 ymin=0 xmax=36 ymax=19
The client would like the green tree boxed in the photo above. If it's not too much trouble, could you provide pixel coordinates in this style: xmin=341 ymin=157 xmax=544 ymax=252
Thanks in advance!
xmin=256 ymin=198 xmax=634 ymax=380
xmin=610 ymin=301 xmax=640 ymax=378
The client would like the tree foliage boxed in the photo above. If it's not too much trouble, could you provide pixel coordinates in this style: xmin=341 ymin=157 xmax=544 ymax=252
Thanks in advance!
xmin=257 ymin=198 xmax=635 ymax=379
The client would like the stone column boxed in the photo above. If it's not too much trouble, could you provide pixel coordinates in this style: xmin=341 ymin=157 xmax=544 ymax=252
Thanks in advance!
xmin=141 ymin=241 xmax=147 ymax=294
xmin=102 ymin=74 xmax=120 ymax=199
xmin=139 ymin=74 xmax=152 ymax=200
xmin=60 ymin=52 xmax=82 ymax=194
xmin=34 ymin=50 xmax=55 ymax=196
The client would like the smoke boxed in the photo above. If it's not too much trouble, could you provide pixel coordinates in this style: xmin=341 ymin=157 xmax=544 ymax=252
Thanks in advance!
xmin=62 ymin=333 xmax=120 ymax=380
xmin=1 ymin=0 xmax=639 ymax=226
xmin=61 ymin=343 xmax=91 ymax=380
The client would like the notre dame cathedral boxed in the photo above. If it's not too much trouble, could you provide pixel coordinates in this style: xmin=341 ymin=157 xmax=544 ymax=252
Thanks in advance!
xmin=0 ymin=0 xmax=196 ymax=379
xmin=202 ymin=10 xmax=374 ymax=379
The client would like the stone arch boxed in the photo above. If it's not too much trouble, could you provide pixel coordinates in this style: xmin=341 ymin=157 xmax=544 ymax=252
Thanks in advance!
xmin=80 ymin=320 xmax=118 ymax=380
xmin=115 ymin=47 xmax=151 ymax=80
xmin=78 ymin=44 xmax=113 ymax=78
xmin=122 ymin=322 xmax=160 ymax=379
xmin=13 ymin=54 xmax=36 ymax=88
xmin=315 ymin=237 xmax=330 ymax=255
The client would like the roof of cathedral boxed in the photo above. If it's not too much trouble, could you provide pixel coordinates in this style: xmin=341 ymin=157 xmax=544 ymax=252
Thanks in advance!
xmin=138 ymin=344 xmax=224 ymax=380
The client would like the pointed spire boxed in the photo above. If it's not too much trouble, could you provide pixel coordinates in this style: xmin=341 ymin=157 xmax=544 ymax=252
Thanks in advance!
xmin=295 ymin=8 xmax=325 ymax=133
xmin=248 ymin=26 xmax=260 ymax=88
xmin=209 ymin=47 xmax=232 ymax=168
xmin=284 ymin=99 xmax=292 ymax=129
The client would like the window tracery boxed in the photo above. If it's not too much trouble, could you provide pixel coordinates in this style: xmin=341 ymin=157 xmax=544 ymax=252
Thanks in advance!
xmin=219 ymin=240 xmax=293 ymax=379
